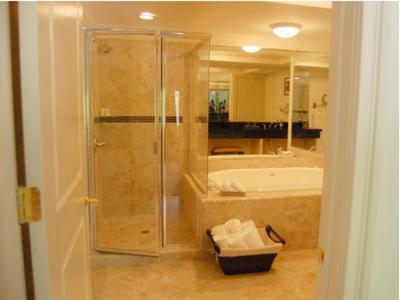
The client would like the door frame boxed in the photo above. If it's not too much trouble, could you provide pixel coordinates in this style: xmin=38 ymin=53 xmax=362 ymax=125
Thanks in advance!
xmin=0 ymin=3 xmax=28 ymax=300
xmin=2 ymin=2 xmax=397 ymax=299
xmin=316 ymin=2 xmax=398 ymax=299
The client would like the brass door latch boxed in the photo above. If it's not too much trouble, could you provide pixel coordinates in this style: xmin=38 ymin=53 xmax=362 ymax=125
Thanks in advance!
xmin=84 ymin=196 xmax=98 ymax=206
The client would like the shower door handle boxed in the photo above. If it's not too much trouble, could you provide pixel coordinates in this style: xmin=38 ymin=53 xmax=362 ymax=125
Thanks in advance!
xmin=94 ymin=138 xmax=106 ymax=148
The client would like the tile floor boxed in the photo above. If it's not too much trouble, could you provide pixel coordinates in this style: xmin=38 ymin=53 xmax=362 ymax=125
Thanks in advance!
xmin=91 ymin=249 xmax=317 ymax=300
xmin=97 ymin=197 xmax=196 ymax=252
xmin=97 ymin=215 xmax=157 ymax=251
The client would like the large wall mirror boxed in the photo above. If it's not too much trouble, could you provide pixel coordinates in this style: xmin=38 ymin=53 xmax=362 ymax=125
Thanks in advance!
xmin=290 ymin=55 xmax=329 ymax=153
xmin=208 ymin=47 xmax=326 ymax=156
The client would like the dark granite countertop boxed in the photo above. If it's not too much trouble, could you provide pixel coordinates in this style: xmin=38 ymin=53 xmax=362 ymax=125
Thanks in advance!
xmin=209 ymin=121 xmax=322 ymax=139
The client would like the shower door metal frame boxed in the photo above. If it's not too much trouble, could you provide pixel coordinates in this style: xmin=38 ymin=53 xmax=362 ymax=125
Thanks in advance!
xmin=84 ymin=25 xmax=211 ymax=255
xmin=84 ymin=26 xmax=162 ymax=257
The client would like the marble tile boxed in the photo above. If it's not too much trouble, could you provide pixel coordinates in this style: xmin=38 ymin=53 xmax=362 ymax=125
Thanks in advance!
xmin=166 ymin=196 xmax=197 ymax=245
xmin=97 ymin=215 xmax=157 ymax=252
xmin=200 ymin=191 xmax=321 ymax=251
xmin=92 ymin=38 xmax=203 ymax=249
xmin=91 ymin=249 xmax=318 ymax=300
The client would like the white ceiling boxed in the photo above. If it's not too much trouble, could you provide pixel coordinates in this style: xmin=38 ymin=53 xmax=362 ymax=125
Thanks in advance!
xmin=83 ymin=1 xmax=332 ymax=53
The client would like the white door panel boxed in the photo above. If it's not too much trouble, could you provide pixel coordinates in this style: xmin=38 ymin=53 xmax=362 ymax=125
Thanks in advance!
xmin=19 ymin=2 xmax=91 ymax=300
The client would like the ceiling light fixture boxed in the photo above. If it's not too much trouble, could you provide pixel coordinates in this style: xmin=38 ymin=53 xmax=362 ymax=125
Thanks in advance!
xmin=270 ymin=23 xmax=302 ymax=38
xmin=241 ymin=45 xmax=261 ymax=53
xmin=139 ymin=11 xmax=156 ymax=20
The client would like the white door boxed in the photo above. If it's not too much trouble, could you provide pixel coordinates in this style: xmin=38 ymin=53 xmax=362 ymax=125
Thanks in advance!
xmin=18 ymin=2 xmax=91 ymax=300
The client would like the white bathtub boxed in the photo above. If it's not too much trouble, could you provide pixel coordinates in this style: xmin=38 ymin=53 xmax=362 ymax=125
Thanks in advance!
xmin=208 ymin=167 xmax=323 ymax=192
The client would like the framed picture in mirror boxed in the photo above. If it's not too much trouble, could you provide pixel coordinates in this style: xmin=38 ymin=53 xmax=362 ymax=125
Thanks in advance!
xmin=284 ymin=77 xmax=290 ymax=95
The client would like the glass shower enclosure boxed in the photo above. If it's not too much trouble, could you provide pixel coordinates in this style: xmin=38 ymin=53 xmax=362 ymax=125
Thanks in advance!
xmin=85 ymin=27 xmax=209 ymax=256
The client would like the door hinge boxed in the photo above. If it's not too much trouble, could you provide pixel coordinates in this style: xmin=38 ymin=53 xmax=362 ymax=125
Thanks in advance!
xmin=318 ymin=247 xmax=325 ymax=264
xmin=16 ymin=186 xmax=41 ymax=224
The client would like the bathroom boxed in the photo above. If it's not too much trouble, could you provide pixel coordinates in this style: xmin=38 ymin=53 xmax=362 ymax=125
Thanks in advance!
xmin=84 ymin=2 xmax=329 ymax=297
xmin=1 ymin=1 xmax=397 ymax=300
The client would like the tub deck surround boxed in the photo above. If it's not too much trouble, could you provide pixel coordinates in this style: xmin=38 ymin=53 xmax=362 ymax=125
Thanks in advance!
xmin=205 ymin=188 xmax=322 ymax=202
xmin=200 ymin=189 xmax=321 ymax=252
xmin=181 ymin=174 xmax=210 ymax=246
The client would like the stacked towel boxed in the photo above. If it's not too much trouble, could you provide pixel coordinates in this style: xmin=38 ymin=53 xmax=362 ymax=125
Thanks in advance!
xmin=241 ymin=226 xmax=265 ymax=248
xmin=231 ymin=181 xmax=246 ymax=193
xmin=224 ymin=219 xmax=241 ymax=234
xmin=228 ymin=233 xmax=247 ymax=248
xmin=213 ymin=234 xmax=229 ymax=248
xmin=210 ymin=179 xmax=246 ymax=193
xmin=210 ymin=219 xmax=265 ymax=249
xmin=211 ymin=224 xmax=227 ymax=236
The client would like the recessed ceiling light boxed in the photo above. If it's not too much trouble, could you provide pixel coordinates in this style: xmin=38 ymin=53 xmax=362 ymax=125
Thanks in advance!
xmin=139 ymin=12 xmax=156 ymax=20
xmin=241 ymin=45 xmax=261 ymax=53
xmin=270 ymin=23 xmax=302 ymax=38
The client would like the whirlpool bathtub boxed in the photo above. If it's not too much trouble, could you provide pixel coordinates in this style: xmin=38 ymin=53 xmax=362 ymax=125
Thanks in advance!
xmin=208 ymin=167 xmax=323 ymax=192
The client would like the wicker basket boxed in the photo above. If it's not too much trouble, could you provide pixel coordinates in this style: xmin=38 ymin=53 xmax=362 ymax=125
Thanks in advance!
xmin=206 ymin=225 xmax=286 ymax=275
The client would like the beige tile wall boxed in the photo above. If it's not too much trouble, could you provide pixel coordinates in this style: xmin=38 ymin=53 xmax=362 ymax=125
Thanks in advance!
xmin=92 ymin=37 xmax=209 ymax=248
xmin=188 ymin=42 xmax=209 ymax=192
xmin=164 ymin=40 xmax=190 ymax=197
xmin=209 ymin=138 xmax=318 ymax=155
xmin=180 ymin=174 xmax=204 ymax=243
xmin=93 ymin=38 xmax=158 ymax=218
xmin=200 ymin=190 xmax=321 ymax=251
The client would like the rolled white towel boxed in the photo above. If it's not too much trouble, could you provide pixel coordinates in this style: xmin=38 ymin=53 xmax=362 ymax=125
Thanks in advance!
xmin=231 ymin=180 xmax=246 ymax=193
xmin=241 ymin=226 xmax=265 ymax=248
xmin=224 ymin=218 xmax=241 ymax=234
xmin=211 ymin=224 xmax=227 ymax=237
xmin=241 ymin=219 xmax=256 ymax=231
xmin=213 ymin=234 xmax=229 ymax=249
xmin=221 ymin=181 xmax=235 ymax=192
xmin=228 ymin=233 xmax=248 ymax=248
xmin=208 ymin=180 xmax=222 ymax=191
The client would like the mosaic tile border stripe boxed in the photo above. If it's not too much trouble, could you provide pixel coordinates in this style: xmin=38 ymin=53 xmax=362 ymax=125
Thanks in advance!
xmin=95 ymin=116 xmax=183 ymax=123
xmin=195 ymin=116 xmax=208 ymax=123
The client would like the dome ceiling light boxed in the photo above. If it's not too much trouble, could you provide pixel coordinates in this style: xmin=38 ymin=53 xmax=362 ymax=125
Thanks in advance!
xmin=139 ymin=12 xmax=156 ymax=20
xmin=241 ymin=45 xmax=261 ymax=53
xmin=270 ymin=23 xmax=302 ymax=38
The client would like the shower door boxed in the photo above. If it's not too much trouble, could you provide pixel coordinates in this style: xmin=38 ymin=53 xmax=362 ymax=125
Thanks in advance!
xmin=86 ymin=29 xmax=160 ymax=256
xmin=161 ymin=34 xmax=210 ymax=247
